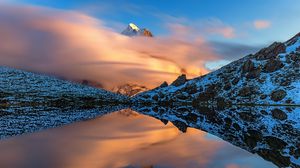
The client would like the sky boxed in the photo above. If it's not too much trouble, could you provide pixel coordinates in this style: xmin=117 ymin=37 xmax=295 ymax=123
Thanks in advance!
xmin=1 ymin=0 xmax=300 ymax=88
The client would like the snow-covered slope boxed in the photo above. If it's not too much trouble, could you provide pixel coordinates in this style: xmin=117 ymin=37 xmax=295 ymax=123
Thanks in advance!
xmin=0 ymin=66 xmax=129 ymax=110
xmin=134 ymin=33 xmax=300 ymax=106
xmin=132 ymin=105 xmax=300 ymax=167
xmin=121 ymin=23 xmax=153 ymax=37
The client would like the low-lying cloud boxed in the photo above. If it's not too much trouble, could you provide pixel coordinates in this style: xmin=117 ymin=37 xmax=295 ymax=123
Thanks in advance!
xmin=0 ymin=4 xmax=221 ymax=89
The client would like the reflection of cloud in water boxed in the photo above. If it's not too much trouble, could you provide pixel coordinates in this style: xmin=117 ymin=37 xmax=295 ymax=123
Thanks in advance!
xmin=0 ymin=111 xmax=273 ymax=168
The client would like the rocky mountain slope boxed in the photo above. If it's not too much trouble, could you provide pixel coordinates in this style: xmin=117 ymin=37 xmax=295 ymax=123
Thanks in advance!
xmin=134 ymin=33 xmax=300 ymax=106
xmin=121 ymin=23 xmax=153 ymax=37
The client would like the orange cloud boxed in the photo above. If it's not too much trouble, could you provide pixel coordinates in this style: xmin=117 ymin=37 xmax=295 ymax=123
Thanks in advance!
xmin=253 ymin=20 xmax=271 ymax=29
xmin=208 ymin=26 xmax=235 ymax=38
xmin=226 ymin=164 xmax=240 ymax=168
xmin=0 ymin=5 xmax=220 ymax=89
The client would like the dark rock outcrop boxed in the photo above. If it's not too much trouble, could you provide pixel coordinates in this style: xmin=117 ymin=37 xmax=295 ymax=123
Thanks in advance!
xmin=171 ymin=74 xmax=187 ymax=87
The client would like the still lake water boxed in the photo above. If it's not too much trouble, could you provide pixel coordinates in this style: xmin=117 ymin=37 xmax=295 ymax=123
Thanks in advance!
xmin=0 ymin=109 xmax=275 ymax=168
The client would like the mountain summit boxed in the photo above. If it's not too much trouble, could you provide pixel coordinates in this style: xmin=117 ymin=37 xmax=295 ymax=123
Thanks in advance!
xmin=121 ymin=23 xmax=153 ymax=37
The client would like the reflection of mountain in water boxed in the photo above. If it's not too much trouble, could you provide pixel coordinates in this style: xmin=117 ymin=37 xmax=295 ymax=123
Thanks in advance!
xmin=0 ymin=104 xmax=128 ymax=139
xmin=132 ymin=105 xmax=300 ymax=168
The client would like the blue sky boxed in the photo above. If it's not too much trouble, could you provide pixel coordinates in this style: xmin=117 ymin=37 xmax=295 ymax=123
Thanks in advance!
xmin=8 ymin=0 xmax=300 ymax=45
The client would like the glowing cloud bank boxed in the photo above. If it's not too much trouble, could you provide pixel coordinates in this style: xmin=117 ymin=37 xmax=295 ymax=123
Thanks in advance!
xmin=0 ymin=5 xmax=220 ymax=88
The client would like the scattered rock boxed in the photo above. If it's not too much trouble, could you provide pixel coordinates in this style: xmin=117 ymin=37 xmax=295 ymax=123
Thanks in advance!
xmin=265 ymin=136 xmax=288 ymax=150
xmin=246 ymin=67 xmax=261 ymax=79
xmin=260 ymin=110 xmax=268 ymax=115
xmin=260 ymin=94 xmax=267 ymax=100
xmin=238 ymin=87 xmax=253 ymax=97
xmin=271 ymin=90 xmax=287 ymax=102
xmin=176 ymin=93 xmax=188 ymax=100
xmin=232 ymin=123 xmax=241 ymax=130
xmin=256 ymin=42 xmax=286 ymax=60
xmin=244 ymin=130 xmax=262 ymax=149
xmin=152 ymin=95 xmax=159 ymax=101
xmin=264 ymin=59 xmax=284 ymax=73
xmin=231 ymin=78 xmax=239 ymax=85
xmin=258 ymin=149 xmax=291 ymax=167
xmin=290 ymin=53 xmax=300 ymax=62
xmin=295 ymin=148 xmax=300 ymax=158
xmin=223 ymin=82 xmax=231 ymax=90
xmin=242 ymin=60 xmax=255 ymax=73
xmin=239 ymin=112 xmax=257 ymax=122
xmin=182 ymin=83 xmax=198 ymax=94
xmin=271 ymin=108 xmax=287 ymax=120
xmin=224 ymin=117 xmax=232 ymax=126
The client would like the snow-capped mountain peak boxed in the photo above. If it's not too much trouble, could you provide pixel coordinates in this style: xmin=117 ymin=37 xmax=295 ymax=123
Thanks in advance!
xmin=129 ymin=23 xmax=140 ymax=31
xmin=121 ymin=23 xmax=153 ymax=37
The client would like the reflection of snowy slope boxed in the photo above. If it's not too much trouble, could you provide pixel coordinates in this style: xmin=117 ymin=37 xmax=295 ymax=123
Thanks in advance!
xmin=133 ymin=105 xmax=300 ymax=168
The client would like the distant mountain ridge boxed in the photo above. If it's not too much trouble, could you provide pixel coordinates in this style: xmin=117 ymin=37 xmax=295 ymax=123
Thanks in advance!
xmin=121 ymin=23 xmax=153 ymax=37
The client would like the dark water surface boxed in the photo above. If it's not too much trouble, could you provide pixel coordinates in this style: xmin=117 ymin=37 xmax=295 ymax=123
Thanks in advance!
xmin=0 ymin=109 xmax=276 ymax=168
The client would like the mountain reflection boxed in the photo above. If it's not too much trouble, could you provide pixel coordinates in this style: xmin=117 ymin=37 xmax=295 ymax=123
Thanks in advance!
xmin=0 ymin=105 xmax=299 ymax=167
xmin=133 ymin=105 xmax=300 ymax=168
xmin=0 ymin=109 xmax=274 ymax=168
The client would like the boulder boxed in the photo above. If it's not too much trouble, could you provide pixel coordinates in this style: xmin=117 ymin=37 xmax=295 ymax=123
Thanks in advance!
xmin=244 ymin=130 xmax=263 ymax=149
xmin=182 ymin=83 xmax=198 ymax=94
xmin=238 ymin=87 xmax=253 ymax=97
xmin=263 ymin=59 xmax=284 ymax=73
xmin=271 ymin=90 xmax=287 ymax=101
xmin=258 ymin=149 xmax=291 ymax=167
xmin=239 ymin=112 xmax=257 ymax=122
xmin=223 ymin=82 xmax=231 ymax=90
xmin=271 ymin=108 xmax=287 ymax=120
xmin=246 ymin=67 xmax=261 ymax=79
xmin=255 ymin=42 xmax=286 ymax=60
xmin=242 ymin=60 xmax=255 ymax=73
xmin=265 ymin=136 xmax=288 ymax=150
xmin=231 ymin=78 xmax=239 ymax=85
